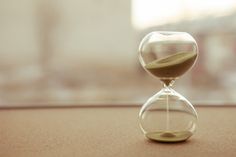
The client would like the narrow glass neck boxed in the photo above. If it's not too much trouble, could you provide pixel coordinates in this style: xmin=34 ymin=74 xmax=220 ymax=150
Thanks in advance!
xmin=162 ymin=79 xmax=175 ymax=88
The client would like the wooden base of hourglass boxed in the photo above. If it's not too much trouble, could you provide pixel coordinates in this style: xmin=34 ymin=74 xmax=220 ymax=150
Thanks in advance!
xmin=143 ymin=51 xmax=197 ymax=142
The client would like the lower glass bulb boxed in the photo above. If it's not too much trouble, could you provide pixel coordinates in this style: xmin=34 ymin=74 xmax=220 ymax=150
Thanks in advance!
xmin=139 ymin=86 xmax=198 ymax=142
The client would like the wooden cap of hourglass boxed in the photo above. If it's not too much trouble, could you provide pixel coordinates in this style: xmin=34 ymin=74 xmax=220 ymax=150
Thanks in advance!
xmin=145 ymin=51 xmax=197 ymax=86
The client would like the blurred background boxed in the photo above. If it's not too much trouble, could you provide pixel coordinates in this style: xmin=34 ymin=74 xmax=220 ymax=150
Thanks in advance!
xmin=0 ymin=0 xmax=236 ymax=106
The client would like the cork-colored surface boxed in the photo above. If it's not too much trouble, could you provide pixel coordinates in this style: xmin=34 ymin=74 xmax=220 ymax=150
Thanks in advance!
xmin=0 ymin=106 xmax=236 ymax=157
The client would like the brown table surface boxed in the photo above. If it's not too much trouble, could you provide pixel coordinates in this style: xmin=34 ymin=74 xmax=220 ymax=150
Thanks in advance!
xmin=0 ymin=105 xmax=236 ymax=157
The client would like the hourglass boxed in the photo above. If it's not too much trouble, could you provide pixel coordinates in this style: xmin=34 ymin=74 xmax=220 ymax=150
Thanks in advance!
xmin=138 ymin=31 xmax=198 ymax=142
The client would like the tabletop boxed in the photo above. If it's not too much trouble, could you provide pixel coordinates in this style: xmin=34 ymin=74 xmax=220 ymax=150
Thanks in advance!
xmin=0 ymin=105 xmax=236 ymax=157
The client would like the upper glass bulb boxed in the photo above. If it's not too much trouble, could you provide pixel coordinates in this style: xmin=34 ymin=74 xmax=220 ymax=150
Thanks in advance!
xmin=138 ymin=31 xmax=198 ymax=85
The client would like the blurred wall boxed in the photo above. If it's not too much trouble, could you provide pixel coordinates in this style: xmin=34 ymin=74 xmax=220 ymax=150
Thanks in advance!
xmin=0 ymin=0 xmax=139 ymax=104
xmin=0 ymin=0 xmax=136 ymax=69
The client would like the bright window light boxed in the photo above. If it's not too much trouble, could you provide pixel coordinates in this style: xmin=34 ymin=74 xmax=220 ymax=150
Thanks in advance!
xmin=132 ymin=0 xmax=236 ymax=29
